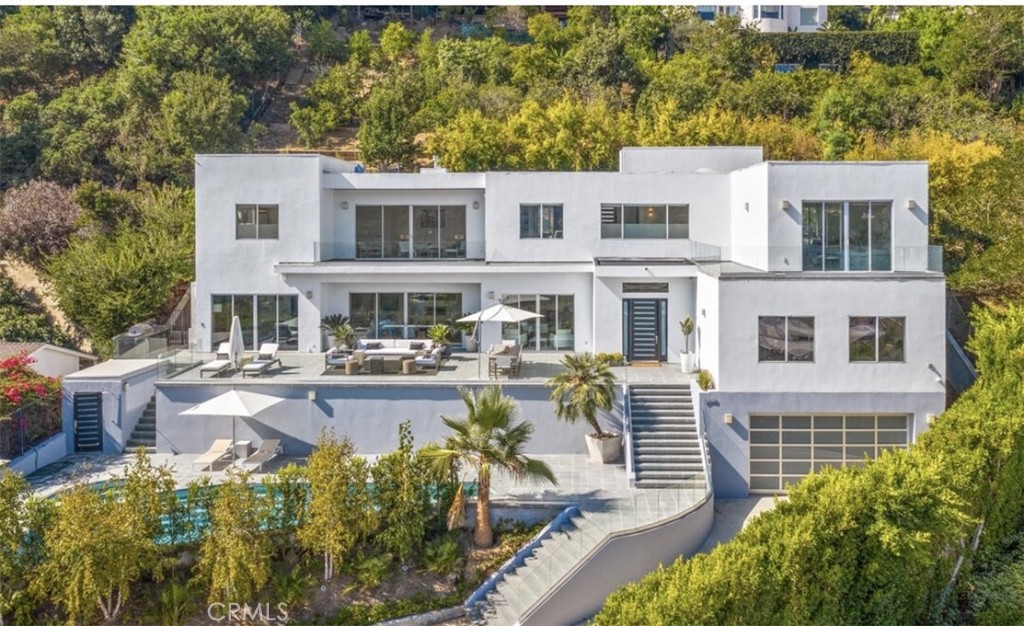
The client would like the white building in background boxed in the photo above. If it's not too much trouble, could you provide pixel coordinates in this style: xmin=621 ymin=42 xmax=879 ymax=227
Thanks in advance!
xmin=192 ymin=147 xmax=945 ymax=495
xmin=697 ymin=5 xmax=828 ymax=32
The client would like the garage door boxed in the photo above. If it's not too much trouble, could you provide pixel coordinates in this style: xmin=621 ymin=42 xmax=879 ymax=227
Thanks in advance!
xmin=749 ymin=414 xmax=909 ymax=494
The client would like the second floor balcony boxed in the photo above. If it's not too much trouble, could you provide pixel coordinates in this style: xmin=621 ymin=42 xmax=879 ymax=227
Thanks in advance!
xmin=315 ymin=239 xmax=486 ymax=262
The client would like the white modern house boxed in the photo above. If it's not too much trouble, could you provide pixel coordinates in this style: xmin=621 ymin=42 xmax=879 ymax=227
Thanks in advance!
xmin=697 ymin=5 xmax=828 ymax=31
xmin=190 ymin=146 xmax=946 ymax=497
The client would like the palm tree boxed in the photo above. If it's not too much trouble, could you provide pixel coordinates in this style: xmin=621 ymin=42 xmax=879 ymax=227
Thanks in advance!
xmin=423 ymin=386 xmax=556 ymax=548
xmin=547 ymin=352 xmax=617 ymax=438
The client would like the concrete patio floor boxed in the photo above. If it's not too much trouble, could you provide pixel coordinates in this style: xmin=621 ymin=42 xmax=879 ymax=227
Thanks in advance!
xmin=163 ymin=352 xmax=693 ymax=386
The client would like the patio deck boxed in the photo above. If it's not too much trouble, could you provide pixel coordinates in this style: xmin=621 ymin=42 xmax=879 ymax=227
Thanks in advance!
xmin=165 ymin=352 xmax=693 ymax=386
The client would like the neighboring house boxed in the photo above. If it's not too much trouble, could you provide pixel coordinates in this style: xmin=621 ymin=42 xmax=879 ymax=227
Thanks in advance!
xmin=697 ymin=5 xmax=828 ymax=32
xmin=191 ymin=147 xmax=946 ymax=497
xmin=0 ymin=342 xmax=97 ymax=378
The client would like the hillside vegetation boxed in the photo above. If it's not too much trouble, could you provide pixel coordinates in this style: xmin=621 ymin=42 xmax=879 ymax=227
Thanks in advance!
xmin=1 ymin=5 xmax=1023 ymax=348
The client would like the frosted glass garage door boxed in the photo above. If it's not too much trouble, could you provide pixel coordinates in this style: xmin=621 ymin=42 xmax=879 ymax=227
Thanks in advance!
xmin=749 ymin=414 xmax=909 ymax=494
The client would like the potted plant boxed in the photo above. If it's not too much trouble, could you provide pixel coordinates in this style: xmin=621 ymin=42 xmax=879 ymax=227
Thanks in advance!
xmin=679 ymin=316 xmax=696 ymax=373
xmin=547 ymin=352 xmax=621 ymax=463
xmin=320 ymin=314 xmax=355 ymax=350
xmin=427 ymin=323 xmax=453 ymax=357
xmin=457 ymin=319 xmax=477 ymax=352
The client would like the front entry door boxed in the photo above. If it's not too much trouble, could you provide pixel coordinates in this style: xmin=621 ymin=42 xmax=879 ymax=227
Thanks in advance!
xmin=73 ymin=393 xmax=103 ymax=452
xmin=624 ymin=299 xmax=667 ymax=362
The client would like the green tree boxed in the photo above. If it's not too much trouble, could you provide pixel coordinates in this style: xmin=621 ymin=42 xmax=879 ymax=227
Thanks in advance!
xmin=428 ymin=109 xmax=510 ymax=172
xmin=506 ymin=97 xmax=633 ymax=171
xmin=297 ymin=430 xmax=375 ymax=581
xmin=378 ymin=21 xmax=414 ymax=64
xmin=423 ymin=386 xmax=556 ymax=547
xmin=35 ymin=481 xmax=158 ymax=623
xmin=46 ymin=185 xmax=194 ymax=356
xmin=305 ymin=18 xmax=344 ymax=66
xmin=121 ymin=6 xmax=290 ymax=85
xmin=289 ymin=61 xmax=362 ymax=146
xmin=196 ymin=469 xmax=271 ymax=604
xmin=357 ymin=72 xmax=424 ymax=171
xmin=370 ymin=421 xmax=431 ymax=563
xmin=347 ymin=30 xmax=373 ymax=68
xmin=0 ymin=468 xmax=32 ymax=626
xmin=547 ymin=352 xmax=617 ymax=438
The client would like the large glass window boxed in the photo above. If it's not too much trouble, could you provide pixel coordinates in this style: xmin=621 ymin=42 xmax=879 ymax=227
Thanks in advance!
xmin=849 ymin=316 xmax=905 ymax=362
xmin=520 ymin=204 xmax=563 ymax=239
xmin=355 ymin=204 xmax=465 ymax=259
xmin=235 ymin=204 xmax=278 ymax=239
xmin=349 ymin=292 xmax=463 ymax=339
xmin=210 ymin=295 xmax=299 ymax=351
xmin=758 ymin=316 xmax=814 ymax=362
xmin=803 ymin=201 xmax=892 ymax=271
xmin=800 ymin=7 xmax=818 ymax=25
xmin=602 ymin=204 xmax=689 ymax=239
xmin=499 ymin=294 xmax=574 ymax=351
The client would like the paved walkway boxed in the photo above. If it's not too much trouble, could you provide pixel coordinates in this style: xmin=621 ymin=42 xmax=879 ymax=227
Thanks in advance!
xmin=696 ymin=496 xmax=780 ymax=553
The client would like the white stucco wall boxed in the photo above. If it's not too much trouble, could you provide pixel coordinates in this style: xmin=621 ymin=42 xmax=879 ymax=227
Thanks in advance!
xmin=715 ymin=276 xmax=947 ymax=394
xmin=766 ymin=162 xmax=931 ymax=272
xmin=728 ymin=164 xmax=769 ymax=269
xmin=695 ymin=271 xmax=721 ymax=377
xmin=28 ymin=348 xmax=89 ymax=378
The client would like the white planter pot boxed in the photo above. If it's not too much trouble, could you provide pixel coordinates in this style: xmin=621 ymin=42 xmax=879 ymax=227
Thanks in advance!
xmin=585 ymin=433 xmax=622 ymax=464
xmin=680 ymin=352 xmax=696 ymax=373
xmin=326 ymin=335 xmax=338 ymax=350
xmin=463 ymin=336 xmax=478 ymax=352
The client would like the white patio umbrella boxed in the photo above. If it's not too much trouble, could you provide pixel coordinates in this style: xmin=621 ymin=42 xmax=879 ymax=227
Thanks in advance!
xmin=458 ymin=304 xmax=543 ymax=379
xmin=228 ymin=315 xmax=245 ymax=366
xmin=181 ymin=389 xmax=284 ymax=460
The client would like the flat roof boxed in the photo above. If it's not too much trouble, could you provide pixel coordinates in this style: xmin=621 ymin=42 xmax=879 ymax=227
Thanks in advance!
xmin=65 ymin=359 xmax=162 ymax=380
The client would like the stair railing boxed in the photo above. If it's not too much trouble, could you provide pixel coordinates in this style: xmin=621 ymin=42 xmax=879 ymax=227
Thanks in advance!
xmin=623 ymin=383 xmax=636 ymax=488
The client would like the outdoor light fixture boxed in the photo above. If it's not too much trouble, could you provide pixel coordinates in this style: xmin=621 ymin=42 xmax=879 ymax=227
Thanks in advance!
xmin=340 ymin=200 xmax=349 ymax=210
xmin=781 ymin=200 xmax=794 ymax=211
xmin=926 ymin=414 xmax=937 ymax=425
xmin=473 ymin=200 xmax=480 ymax=210
xmin=723 ymin=413 xmax=734 ymax=425
xmin=307 ymin=390 xmax=317 ymax=401
xmin=304 ymin=290 xmax=313 ymax=299
xmin=907 ymin=200 xmax=918 ymax=210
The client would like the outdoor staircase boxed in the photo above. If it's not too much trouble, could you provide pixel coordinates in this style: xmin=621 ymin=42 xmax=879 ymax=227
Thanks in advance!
xmin=126 ymin=395 xmax=157 ymax=453
xmin=473 ymin=509 xmax=606 ymax=626
xmin=629 ymin=385 xmax=703 ymax=488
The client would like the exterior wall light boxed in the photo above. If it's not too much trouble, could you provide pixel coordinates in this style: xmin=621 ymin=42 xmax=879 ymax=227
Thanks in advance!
xmin=473 ymin=201 xmax=480 ymax=210
xmin=340 ymin=200 xmax=349 ymax=210
xmin=723 ymin=413 xmax=734 ymax=425
xmin=307 ymin=390 xmax=317 ymax=401
xmin=926 ymin=413 xmax=937 ymax=425
xmin=304 ymin=290 xmax=313 ymax=299
xmin=907 ymin=200 xmax=918 ymax=210
xmin=781 ymin=200 xmax=794 ymax=210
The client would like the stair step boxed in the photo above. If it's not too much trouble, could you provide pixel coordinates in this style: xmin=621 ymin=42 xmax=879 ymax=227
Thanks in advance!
xmin=634 ymin=454 xmax=703 ymax=463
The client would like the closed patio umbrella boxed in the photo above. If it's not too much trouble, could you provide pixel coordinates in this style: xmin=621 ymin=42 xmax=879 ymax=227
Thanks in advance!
xmin=458 ymin=304 xmax=543 ymax=379
xmin=228 ymin=315 xmax=245 ymax=366
xmin=181 ymin=389 xmax=284 ymax=460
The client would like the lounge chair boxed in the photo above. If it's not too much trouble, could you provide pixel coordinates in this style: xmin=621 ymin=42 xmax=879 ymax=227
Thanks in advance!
xmin=237 ymin=439 xmax=282 ymax=472
xmin=415 ymin=347 xmax=443 ymax=372
xmin=192 ymin=439 xmax=234 ymax=471
xmin=200 ymin=343 xmax=234 ymax=378
xmin=241 ymin=343 xmax=280 ymax=378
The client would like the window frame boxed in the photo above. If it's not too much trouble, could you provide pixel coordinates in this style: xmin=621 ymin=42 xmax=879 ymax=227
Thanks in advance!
xmin=849 ymin=316 xmax=905 ymax=363
xmin=519 ymin=204 xmax=564 ymax=239
xmin=601 ymin=203 xmax=690 ymax=239
xmin=802 ymin=200 xmax=892 ymax=272
xmin=758 ymin=316 xmax=815 ymax=363
xmin=235 ymin=204 xmax=279 ymax=240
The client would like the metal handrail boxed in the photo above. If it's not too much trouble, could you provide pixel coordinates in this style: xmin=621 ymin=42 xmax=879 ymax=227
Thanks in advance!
xmin=622 ymin=383 xmax=636 ymax=487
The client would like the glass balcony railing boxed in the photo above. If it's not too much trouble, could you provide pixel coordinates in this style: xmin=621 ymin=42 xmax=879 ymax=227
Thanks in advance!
xmin=314 ymin=240 xmax=485 ymax=261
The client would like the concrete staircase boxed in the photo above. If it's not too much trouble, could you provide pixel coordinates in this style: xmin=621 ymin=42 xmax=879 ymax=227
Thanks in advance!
xmin=474 ymin=509 xmax=607 ymax=626
xmin=125 ymin=395 xmax=157 ymax=453
xmin=629 ymin=385 xmax=703 ymax=488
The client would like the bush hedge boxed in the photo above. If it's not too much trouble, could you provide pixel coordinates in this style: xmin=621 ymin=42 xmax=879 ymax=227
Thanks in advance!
xmin=595 ymin=304 xmax=1024 ymax=625
xmin=754 ymin=31 xmax=920 ymax=69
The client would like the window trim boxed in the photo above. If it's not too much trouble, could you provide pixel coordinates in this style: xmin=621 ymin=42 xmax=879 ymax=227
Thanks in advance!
xmin=601 ymin=203 xmax=690 ymax=239
xmin=758 ymin=316 xmax=815 ymax=363
xmin=802 ymin=200 xmax=893 ymax=272
xmin=849 ymin=316 xmax=905 ymax=363
xmin=519 ymin=204 xmax=564 ymax=239
xmin=235 ymin=204 xmax=279 ymax=240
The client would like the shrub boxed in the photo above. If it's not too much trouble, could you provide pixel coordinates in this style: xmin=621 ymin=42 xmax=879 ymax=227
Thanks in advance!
xmin=752 ymin=31 xmax=919 ymax=69
xmin=695 ymin=369 xmax=714 ymax=390
xmin=0 ymin=180 xmax=81 ymax=266
xmin=370 ymin=422 xmax=431 ymax=563
xmin=420 ymin=535 xmax=462 ymax=576
xmin=595 ymin=352 xmax=624 ymax=366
